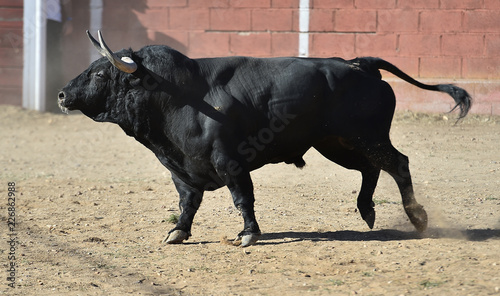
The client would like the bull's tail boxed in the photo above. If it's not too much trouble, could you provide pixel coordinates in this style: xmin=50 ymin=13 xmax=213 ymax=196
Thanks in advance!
xmin=358 ymin=57 xmax=472 ymax=119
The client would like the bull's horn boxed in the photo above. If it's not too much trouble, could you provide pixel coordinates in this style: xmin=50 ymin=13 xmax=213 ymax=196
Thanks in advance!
xmin=86 ymin=30 xmax=137 ymax=74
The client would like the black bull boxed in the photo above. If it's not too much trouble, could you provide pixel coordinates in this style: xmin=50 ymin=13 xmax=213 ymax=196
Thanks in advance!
xmin=58 ymin=31 xmax=471 ymax=247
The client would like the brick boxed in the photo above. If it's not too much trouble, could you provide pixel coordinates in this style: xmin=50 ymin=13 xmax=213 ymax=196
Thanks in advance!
xmin=0 ymin=67 xmax=21 ymax=87
xmin=440 ymin=0 xmax=483 ymax=9
xmin=188 ymin=32 xmax=230 ymax=57
xmin=485 ymin=34 xmax=500 ymax=57
xmin=355 ymin=34 xmax=397 ymax=56
xmin=420 ymin=10 xmax=463 ymax=33
xmin=354 ymin=0 xmax=396 ymax=9
xmin=464 ymin=58 xmax=500 ymax=79
xmin=146 ymin=0 xmax=188 ymax=8
xmin=472 ymin=91 xmax=500 ymax=117
xmin=474 ymin=82 xmax=500 ymax=103
xmin=106 ymin=8 xmax=144 ymax=31
xmin=169 ymin=8 xmax=209 ymax=30
xmin=310 ymin=33 xmax=356 ymax=58
xmin=493 ymin=104 xmax=500 ymax=116
xmin=187 ymin=0 xmax=229 ymax=7
xmin=334 ymin=9 xmax=376 ymax=32
xmin=271 ymin=33 xmax=298 ymax=56
xmin=442 ymin=34 xmax=484 ymax=56
xmin=0 ymin=0 xmax=22 ymax=7
xmin=0 ymin=47 xmax=22 ymax=67
xmin=470 ymin=101 xmax=496 ymax=115
xmin=292 ymin=9 xmax=300 ymax=31
xmin=398 ymin=34 xmax=441 ymax=56
xmin=0 ymin=28 xmax=22 ymax=49
xmin=230 ymin=0 xmax=271 ymax=8
xmin=0 ymin=8 xmax=22 ymax=20
xmin=146 ymin=0 xmax=186 ymax=7
xmin=271 ymin=0 xmax=299 ymax=8
xmin=0 ymin=20 xmax=21 ymax=28
xmin=309 ymin=9 xmax=334 ymax=32
xmin=0 ymin=7 xmax=22 ymax=29
xmin=0 ymin=87 xmax=21 ymax=105
xmin=420 ymin=57 xmax=462 ymax=78
xmin=210 ymin=8 xmax=251 ymax=31
xmin=128 ymin=8 xmax=169 ymax=30
xmin=383 ymin=57 xmax=419 ymax=77
xmin=484 ymin=0 xmax=500 ymax=9
xmin=230 ymin=32 xmax=271 ymax=56
xmin=398 ymin=0 xmax=439 ymax=9
xmin=252 ymin=9 xmax=293 ymax=32
xmin=312 ymin=0 xmax=353 ymax=8
xmin=465 ymin=10 xmax=500 ymax=33
xmin=377 ymin=9 xmax=419 ymax=32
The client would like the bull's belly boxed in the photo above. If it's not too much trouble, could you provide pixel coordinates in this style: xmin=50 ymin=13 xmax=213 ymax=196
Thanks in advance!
xmin=241 ymin=136 xmax=318 ymax=171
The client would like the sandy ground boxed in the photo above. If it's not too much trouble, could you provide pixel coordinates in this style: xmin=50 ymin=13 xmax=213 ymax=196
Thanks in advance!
xmin=1 ymin=105 xmax=499 ymax=295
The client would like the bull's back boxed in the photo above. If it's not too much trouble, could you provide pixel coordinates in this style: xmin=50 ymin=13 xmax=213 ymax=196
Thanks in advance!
xmin=200 ymin=57 xmax=339 ymax=168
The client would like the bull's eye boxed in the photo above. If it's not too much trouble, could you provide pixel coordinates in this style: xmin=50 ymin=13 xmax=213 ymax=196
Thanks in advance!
xmin=95 ymin=70 xmax=106 ymax=79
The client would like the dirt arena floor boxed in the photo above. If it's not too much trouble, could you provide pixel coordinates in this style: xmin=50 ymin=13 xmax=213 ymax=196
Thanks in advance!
xmin=1 ymin=105 xmax=499 ymax=295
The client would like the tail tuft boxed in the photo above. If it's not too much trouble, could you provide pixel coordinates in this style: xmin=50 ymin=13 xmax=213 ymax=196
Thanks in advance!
xmin=436 ymin=84 xmax=472 ymax=119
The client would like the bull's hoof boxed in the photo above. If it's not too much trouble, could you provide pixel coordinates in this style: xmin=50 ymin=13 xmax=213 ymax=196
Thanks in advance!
xmin=233 ymin=233 xmax=261 ymax=247
xmin=163 ymin=230 xmax=189 ymax=244
xmin=405 ymin=204 xmax=428 ymax=233
xmin=363 ymin=210 xmax=376 ymax=229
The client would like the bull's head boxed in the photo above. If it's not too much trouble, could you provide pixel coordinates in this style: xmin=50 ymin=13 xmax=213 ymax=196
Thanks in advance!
xmin=58 ymin=31 xmax=140 ymax=121
xmin=59 ymin=31 xmax=198 ymax=126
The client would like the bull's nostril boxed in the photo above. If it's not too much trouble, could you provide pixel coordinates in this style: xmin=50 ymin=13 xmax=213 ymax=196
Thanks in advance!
xmin=58 ymin=91 xmax=65 ymax=99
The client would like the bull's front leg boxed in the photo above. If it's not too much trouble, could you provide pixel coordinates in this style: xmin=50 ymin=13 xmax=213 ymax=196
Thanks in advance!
xmin=212 ymin=143 xmax=261 ymax=247
xmin=164 ymin=174 xmax=203 ymax=244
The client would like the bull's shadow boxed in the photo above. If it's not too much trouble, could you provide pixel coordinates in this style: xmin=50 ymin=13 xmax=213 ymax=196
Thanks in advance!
xmin=259 ymin=228 xmax=500 ymax=245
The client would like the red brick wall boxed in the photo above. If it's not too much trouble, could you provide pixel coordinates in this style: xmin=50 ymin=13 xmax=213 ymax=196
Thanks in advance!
xmin=2 ymin=0 xmax=499 ymax=114
xmin=91 ymin=0 xmax=499 ymax=115
xmin=0 ymin=0 xmax=23 ymax=106
xmin=307 ymin=0 xmax=500 ymax=81
xmin=96 ymin=0 xmax=499 ymax=81
xmin=100 ymin=0 xmax=300 ymax=58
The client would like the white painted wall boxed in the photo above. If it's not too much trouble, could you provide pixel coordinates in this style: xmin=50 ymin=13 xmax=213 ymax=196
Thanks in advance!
xmin=89 ymin=0 xmax=103 ymax=63
xmin=23 ymin=0 xmax=46 ymax=111
xmin=298 ymin=0 xmax=310 ymax=57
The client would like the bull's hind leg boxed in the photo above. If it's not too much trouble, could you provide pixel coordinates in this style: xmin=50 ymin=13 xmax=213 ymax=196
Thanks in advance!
xmin=226 ymin=172 xmax=262 ymax=247
xmin=315 ymin=138 xmax=381 ymax=229
xmin=357 ymin=167 xmax=381 ymax=229
xmin=362 ymin=142 xmax=428 ymax=232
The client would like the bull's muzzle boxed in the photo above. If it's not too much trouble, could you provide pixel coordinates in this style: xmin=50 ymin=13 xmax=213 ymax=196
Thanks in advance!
xmin=58 ymin=91 xmax=69 ymax=114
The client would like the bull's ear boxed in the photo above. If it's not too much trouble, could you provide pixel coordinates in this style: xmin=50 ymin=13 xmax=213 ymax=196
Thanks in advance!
xmin=128 ymin=75 xmax=143 ymax=88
